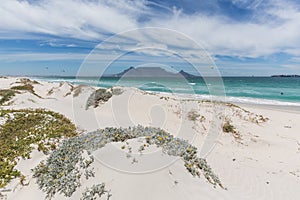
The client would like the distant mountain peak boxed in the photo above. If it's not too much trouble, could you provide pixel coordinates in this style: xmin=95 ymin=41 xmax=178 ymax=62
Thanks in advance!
xmin=178 ymin=70 xmax=196 ymax=77
xmin=271 ymin=74 xmax=299 ymax=77
xmin=111 ymin=67 xmax=198 ymax=78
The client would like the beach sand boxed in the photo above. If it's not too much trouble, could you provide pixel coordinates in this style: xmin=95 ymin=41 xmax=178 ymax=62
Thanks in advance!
xmin=1 ymin=77 xmax=299 ymax=200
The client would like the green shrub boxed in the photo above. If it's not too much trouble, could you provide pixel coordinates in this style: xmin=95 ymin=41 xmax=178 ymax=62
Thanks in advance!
xmin=223 ymin=121 xmax=236 ymax=133
xmin=0 ymin=89 xmax=18 ymax=105
xmin=11 ymin=84 xmax=34 ymax=92
xmin=0 ymin=109 xmax=77 ymax=188
xmin=10 ymin=84 xmax=41 ymax=98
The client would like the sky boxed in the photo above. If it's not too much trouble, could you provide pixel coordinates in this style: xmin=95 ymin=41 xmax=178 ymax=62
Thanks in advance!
xmin=0 ymin=0 xmax=300 ymax=76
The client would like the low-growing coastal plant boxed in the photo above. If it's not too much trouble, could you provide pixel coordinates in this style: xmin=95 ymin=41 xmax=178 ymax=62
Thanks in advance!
xmin=84 ymin=126 xmax=223 ymax=188
xmin=187 ymin=110 xmax=206 ymax=122
xmin=111 ymin=87 xmax=123 ymax=96
xmin=33 ymin=125 xmax=224 ymax=199
xmin=0 ymin=81 xmax=42 ymax=106
xmin=0 ymin=89 xmax=18 ymax=105
xmin=222 ymin=121 xmax=236 ymax=133
xmin=33 ymin=137 xmax=94 ymax=199
xmin=159 ymin=96 xmax=169 ymax=100
xmin=222 ymin=119 xmax=242 ymax=142
xmin=86 ymin=88 xmax=112 ymax=109
xmin=17 ymin=78 xmax=40 ymax=85
xmin=10 ymin=84 xmax=40 ymax=97
xmin=187 ymin=110 xmax=201 ymax=121
xmin=19 ymin=174 xmax=28 ymax=186
xmin=81 ymin=184 xmax=111 ymax=200
xmin=0 ymin=109 xmax=77 ymax=188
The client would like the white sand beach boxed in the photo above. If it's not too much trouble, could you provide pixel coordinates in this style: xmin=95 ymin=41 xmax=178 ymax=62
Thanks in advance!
xmin=1 ymin=77 xmax=300 ymax=200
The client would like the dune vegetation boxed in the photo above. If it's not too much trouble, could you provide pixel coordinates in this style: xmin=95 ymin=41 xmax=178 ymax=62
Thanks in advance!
xmin=33 ymin=125 xmax=223 ymax=199
xmin=0 ymin=79 xmax=41 ymax=106
xmin=0 ymin=109 xmax=77 ymax=188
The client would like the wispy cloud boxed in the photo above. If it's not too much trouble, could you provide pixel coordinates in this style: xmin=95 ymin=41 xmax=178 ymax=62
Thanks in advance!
xmin=0 ymin=0 xmax=146 ymax=40
xmin=0 ymin=52 xmax=86 ymax=61
xmin=0 ymin=0 xmax=300 ymax=75
xmin=1 ymin=0 xmax=300 ymax=59
xmin=147 ymin=0 xmax=300 ymax=58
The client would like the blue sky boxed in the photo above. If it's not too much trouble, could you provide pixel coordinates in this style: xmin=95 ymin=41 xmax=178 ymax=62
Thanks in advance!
xmin=0 ymin=0 xmax=300 ymax=76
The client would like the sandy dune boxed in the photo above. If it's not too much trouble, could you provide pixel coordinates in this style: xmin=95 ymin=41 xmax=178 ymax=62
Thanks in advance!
xmin=0 ymin=77 xmax=299 ymax=200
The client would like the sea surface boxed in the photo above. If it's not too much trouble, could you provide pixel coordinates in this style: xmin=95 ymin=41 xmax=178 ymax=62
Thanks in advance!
xmin=33 ymin=76 xmax=300 ymax=106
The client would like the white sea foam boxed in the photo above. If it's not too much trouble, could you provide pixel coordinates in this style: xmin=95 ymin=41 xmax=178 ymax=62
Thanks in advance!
xmin=153 ymin=91 xmax=300 ymax=106
xmin=223 ymin=96 xmax=300 ymax=106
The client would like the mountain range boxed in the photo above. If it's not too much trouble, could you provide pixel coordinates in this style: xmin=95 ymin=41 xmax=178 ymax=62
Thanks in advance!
xmin=108 ymin=67 xmax=197 ymax=78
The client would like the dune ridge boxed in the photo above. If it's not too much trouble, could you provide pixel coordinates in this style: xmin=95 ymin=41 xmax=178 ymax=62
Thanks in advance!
xmin=0 ymin=77 xmax=299 ymax=200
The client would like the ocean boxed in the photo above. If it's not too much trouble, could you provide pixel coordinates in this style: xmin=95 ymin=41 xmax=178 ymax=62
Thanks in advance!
xmin=33 ymin=76 xmax=300 ymax=106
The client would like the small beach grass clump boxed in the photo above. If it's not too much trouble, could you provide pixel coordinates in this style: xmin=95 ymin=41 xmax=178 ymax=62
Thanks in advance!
xmin=222 ymin=119 xmax=242 ymax=142
xmin=33 ymin=125 xmax=223 ymax=199
xmin=187 ymin=110 xmax=201 ymax=121
xmin=187 ymin=110 xmax=206 ymax=122
xmin=0 ymin=109 xmax=77 ymax=188
xmin=222 ymin=121 xmax=236 ymax=133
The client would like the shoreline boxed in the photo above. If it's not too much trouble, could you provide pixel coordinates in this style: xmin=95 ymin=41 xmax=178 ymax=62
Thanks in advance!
xmin=30 ymin=76 xmax=300 ymax=108
xmin=3 ymin=76 xmax=300 ymax=114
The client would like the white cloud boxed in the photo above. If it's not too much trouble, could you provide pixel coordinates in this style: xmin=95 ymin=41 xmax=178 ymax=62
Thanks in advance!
xmin=0 ymin=53 xmax=86 ymax=61
xmin=231 ymin=0 xmax=264 ymax=10
xmin=146 ymin=1 xmax=300 ymax=58
xmin=40 ymin=41 xmax=78 ymax=47
xmin=0 ymin=0 xmax=145 ymax=39
xmin=1 ymin=0 xmax=300 ymax=59
xmin=95 ymin=28 xmax=215 ymax=66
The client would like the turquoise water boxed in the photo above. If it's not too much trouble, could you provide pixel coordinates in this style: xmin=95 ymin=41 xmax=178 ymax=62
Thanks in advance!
xmin=34 ymin=76 xmax=300 ymax=106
